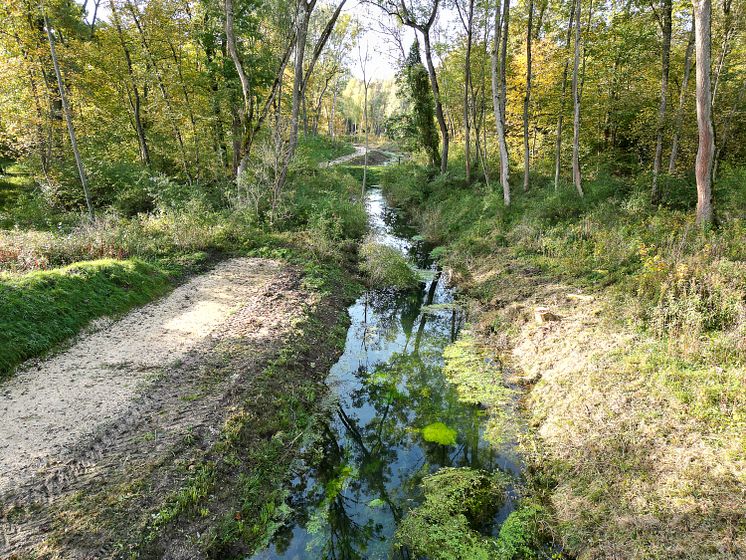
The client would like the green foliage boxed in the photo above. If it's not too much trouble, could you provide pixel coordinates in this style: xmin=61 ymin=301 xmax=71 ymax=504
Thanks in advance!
xmin=0 ymin=259 xmax=171 ymax=376
xmin=396 ymin=467 xmax=508 ymax=560
xmin=359 ymin=240 xmax=420 ymax=290
xmin=398 ymin=41 xmax=441 ymax=168
xmin=494 ymin=505 xmax=546 ymax=560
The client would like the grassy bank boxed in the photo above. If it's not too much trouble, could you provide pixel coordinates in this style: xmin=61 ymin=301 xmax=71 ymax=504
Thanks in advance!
xmin=0 ymin=259 xmax=173 ymax=377
xmin=381 ymin=162 xmax=746 ymax=558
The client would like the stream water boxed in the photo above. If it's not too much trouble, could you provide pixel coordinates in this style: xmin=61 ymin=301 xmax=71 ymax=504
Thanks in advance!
xmin=251 ymin=188 xmax=519 ymax=560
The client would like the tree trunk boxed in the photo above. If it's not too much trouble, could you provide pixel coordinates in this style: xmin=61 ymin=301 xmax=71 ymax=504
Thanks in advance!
xmin=491 ymin=0 xmax=510 ymax=205
xmin=554 ymin=0 xmax=575 ymax=190
xmin=44 ymin=13 xmax=94 ymax=221
xmin=499 ymin=0 xmax=510 ymax=122
xmin=110 ymin=0 xmax=150 ymax=167
xmin=711 ymin=0 xmax=734 ymax=109
xmin=330 ymin=74 xmax=339 ymax=138
xmin=669 ymin=18 xmax=695 ymax=174
xmin=225 ymin=0 xmax=252 ymax=177
xmin=693 ymin=0 xmax=715 ymax=225
xmin=126 ymin=0 xmax=190 ymax=181
xmin=421 ymin=31 xmax=449 ymax=174
xmin=651 ymin=0 xmax=672 ymax=205
xmin=571 ymin=0 xmax=584 ymax=196
xmin=523 ymin=0 xmax=534 ymax=192
xmin=462 ymin=0 xmax=474 ymax=183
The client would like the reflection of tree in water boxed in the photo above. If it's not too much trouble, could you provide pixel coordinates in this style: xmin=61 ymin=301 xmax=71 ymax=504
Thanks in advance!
xmin=286 ymin=331 xmax=496 ymax=558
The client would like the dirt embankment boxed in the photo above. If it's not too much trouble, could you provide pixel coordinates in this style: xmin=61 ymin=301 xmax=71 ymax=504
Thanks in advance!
xmin=0 ymin=257 xmax=350 ymax=559
xmin=460 ymin=253 xmax=746 ymax=560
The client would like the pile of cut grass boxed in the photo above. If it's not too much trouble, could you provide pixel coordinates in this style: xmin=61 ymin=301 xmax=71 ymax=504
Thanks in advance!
xmin=0 ymin=259 xmax=171 ymax=377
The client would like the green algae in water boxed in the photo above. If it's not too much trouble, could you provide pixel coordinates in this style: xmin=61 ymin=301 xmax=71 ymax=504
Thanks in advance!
xmin=421 ymin=422 xmax=458 ymax=446
xmin=395 ymin=467 xmax=509 ymax=560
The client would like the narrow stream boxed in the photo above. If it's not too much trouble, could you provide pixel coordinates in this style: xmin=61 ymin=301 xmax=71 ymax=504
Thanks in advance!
xmin=252 ymin=188 xmax=518 ymax=559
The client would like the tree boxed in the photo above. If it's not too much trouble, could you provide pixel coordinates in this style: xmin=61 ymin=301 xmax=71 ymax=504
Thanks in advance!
xmin=523 ymin=0 xmax=534 ymax=192
xmin=401 ymin=41 xmax=441 ymax=168
xmin=456 ymin=0 xmax=475 ymax=182
xmin=379 ymin=0 xmax=449 ymax=173
xmin=571 ymin=0 xmax=584 ymax=196
xmin=554 ymin=0 xmax=575 ymax=190
xmin=359 ymin=43 xmax=372 ymax=197
xmin=693 ymin=0 xmax=715 ymax=225
xmin=43 ymin=11 xmax=94 ymax=221
xmin=491 ymin=0 xmax=510 ymax=205
xmin=651 ymin=0 xmax=673 ymax=205
xmin=668 ymin=17 xmax=695 ymax=174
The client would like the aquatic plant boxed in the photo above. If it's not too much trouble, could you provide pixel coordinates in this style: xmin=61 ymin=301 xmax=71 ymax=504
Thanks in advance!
xmin=395 ymin=467 xmax=508 ymax=559
xmin=359 ymin=239 xmax=420 ymax=290
xmin=421 ymin=422 xmax=458 ymax=445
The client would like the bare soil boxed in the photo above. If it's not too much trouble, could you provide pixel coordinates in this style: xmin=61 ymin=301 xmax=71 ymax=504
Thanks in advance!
xmin=0 ymin=258 xmax=330 ymax=558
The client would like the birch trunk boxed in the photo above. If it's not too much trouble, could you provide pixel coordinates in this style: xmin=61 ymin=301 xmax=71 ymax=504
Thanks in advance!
xmin=571 ymin=0 xmax=584 ymax=196
xmin=523 ymin=0 xmax=534 ymax=192
xmin=554 ymin=0 xmax=574 ymax=190
xmin=491 ymin=0 xmax=510 ymax=205
xmin=44 ymin=13 xmax=94 ymax=221
xmin=693 ymin=0 xmax=715 ymax=225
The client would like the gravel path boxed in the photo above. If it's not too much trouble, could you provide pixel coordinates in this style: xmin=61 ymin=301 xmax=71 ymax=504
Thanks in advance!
xmin=0 ymin=258 xmax=309 ymax=556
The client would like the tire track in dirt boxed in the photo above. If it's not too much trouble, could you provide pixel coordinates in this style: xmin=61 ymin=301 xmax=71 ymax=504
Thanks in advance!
xmin=0 ymin=258 xmax=310 ymax=557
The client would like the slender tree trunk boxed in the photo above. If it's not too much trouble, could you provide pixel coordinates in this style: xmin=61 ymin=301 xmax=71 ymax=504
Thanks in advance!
xmin=651 ymin=0 xmax=672 ymax=205
xmin=225 ymin=0 xmax=252 ymax=177
xmin=462 ymin=0 xmax=474 ymax=183
xmin=571 ymin=0 xmax=584 ymax=196
xmin=491 ymin=0 xmax=510 ymax=204
xmin=523 ymin=0 xmax=534 ymax=192
xmin=669 ymin=19 xmax=695 ymax=174
xmin=693 ymin=0 xmax=715 ymax=225
xmin=713 ymin=78 xmax=745 ymax=179
xmin=44 ymin=13 xmax=94 ymax=221
xmin=555 ymin=0 xmax=575 ymax=190
xmin=167 ymin=39 xmax=201 ymax=175
xmin=329 ymin=74 xmax=339 ymax=138
xmin=110 ymin=0 xmax=150 ymax=167
xmin=499 ymin=0 xmax=510 ymax=122
xmin=421 ymin=31 xmax=449 ymax=173
xmin=126 ymin=0 xmax=190 ymax=181
xmin=711 ymin=0 xmax=734 ymax=109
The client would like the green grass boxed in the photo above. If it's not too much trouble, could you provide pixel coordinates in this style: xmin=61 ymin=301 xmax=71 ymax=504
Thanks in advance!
xmin=0 ymin=160 xmax=33 ymax=210
xmin=0 ymin=259 xmax=172 ymax=377
xmin=295 ymin=133 xmax=355 ymax=166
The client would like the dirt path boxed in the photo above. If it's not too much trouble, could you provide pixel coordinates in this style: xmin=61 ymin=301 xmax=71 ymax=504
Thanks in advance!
xmin=0 ymin=258 xmax=314 ymax=557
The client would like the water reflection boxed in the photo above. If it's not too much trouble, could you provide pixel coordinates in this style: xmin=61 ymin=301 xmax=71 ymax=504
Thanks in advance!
xmin=251 ymin=189 xmax=508 ymax=560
